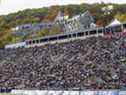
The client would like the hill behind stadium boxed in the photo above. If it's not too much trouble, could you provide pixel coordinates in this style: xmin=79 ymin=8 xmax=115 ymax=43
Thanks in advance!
xmin=1 ymin=3 xmax=126 ymax=48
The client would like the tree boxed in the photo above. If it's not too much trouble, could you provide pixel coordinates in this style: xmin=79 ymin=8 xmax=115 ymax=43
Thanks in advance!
xmin=64 ymin=6 xmax=74 ymax=17
xmin=115 ymin=13 xmax=126 ymax=22
xmin=36 ymin=28 xmax=50 ymax=38
xmin=44 ymin=6 xmax=59 ymax=21
xmin=49 ymin=25 xmax=61 ymax=35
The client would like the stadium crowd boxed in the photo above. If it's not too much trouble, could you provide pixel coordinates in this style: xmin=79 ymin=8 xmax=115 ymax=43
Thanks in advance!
xmin=0 ymin=35 xmax=126 ymax=91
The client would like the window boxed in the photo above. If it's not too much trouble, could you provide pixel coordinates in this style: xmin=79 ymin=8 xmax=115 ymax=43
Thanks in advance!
xmin=59 ymin=35 xmax=68 ymax=40
xmin=36 ymin=40 xmax=39 ymax=43
xmin=68 ymin=34 xmax=72 ymax=38
xmin=49 ymin=37 xmax=57 ymax=41
xmin=114 ymin=25 xmax=122 ymax=32
xmin=105 ymin=28 xmax=111 ymax=34
xmin=77 ymin=32 xmax=84 ymax=37
xmin=39 ymin=25 xmax=43 ymax=28
xmin=26 ymin=40 xmax=32 ymax=45
xmin=72 ymin=33 xmax=77 ymax=37
xmin=48 ymin=25 xmax=52 ymax=28
xmin=90 ymin=30 xmax=96 ymax=35
xmin=43 ymin=38 xmax=48 ymax=42
xmin=40 ymin=39 xmax=44 ymax=43
xmin=40 ymin=38 xmax=48 ymax=42
xmin=85 ymin=31 xmax=88 ymax=35
xmin=123 ymin=23 xmax=126 ymax=28
xmin=98 ymin=29 xmax=103 ymax=33
xmin=33 ymin=40 xmax=36 ymax=44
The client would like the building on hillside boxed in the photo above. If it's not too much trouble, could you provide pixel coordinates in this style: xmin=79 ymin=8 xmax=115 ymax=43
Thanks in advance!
xmin=12 ymin=24 xmax=32 ymax=31
xmin=12 ymin=22 xmax=53 ymax=36
xmin=12 ymin=22 xmax=53 ymax=32
xmin=55 ymin=11 xmax=95 ymax=33
xmin=54 ymin=11 xmax=69 ymax=22
xmin=79 ymin=11 xmax=94 ymax=29
xmin=12 ymin=11 xmax=95 ymax=36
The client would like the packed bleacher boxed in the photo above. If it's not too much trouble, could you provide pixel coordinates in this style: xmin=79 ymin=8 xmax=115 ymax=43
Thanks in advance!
xmin=0 ymin=35 xmax=126 ymax=91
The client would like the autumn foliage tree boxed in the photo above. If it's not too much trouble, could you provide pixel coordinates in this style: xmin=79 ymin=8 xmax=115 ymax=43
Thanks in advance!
xmin=44 ymin=6 xmax=59 ymax=22
xmin=115 ymin=13 xmax=126 ymax=22
xmin=64 ymin=6 xmax=74 ymax=17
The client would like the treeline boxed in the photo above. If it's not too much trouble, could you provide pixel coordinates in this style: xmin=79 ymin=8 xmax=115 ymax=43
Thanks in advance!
xmin=0 ymin=3 xmax=126 ymax=48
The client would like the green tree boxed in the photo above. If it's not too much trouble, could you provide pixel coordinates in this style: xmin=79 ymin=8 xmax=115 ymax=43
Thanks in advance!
xmin=36 ymin=28 xmax=50 ymax=38
xmin=49 ymin=25 xmax=61 ymax=35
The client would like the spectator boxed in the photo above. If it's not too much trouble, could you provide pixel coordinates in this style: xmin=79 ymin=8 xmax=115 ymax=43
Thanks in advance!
xmin=0 ymin=36 xmax=126 ymax=90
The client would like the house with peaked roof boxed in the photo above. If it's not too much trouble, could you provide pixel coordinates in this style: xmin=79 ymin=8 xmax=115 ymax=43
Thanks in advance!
xmin=55 ymin=10 xmax=95 ymax=33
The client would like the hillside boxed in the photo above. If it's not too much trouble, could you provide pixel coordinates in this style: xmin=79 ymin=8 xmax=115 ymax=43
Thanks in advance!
xmin=0 ymin=3 xmax=126 ymax=48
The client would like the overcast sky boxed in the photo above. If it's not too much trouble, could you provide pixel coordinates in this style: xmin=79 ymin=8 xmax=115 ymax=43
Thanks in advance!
xmin=0 ymin=0 xmax=126 ymax=15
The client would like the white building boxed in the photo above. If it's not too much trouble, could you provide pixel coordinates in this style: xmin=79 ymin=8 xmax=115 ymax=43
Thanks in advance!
xmin=107 ymin=19 xmax=121 ymax=27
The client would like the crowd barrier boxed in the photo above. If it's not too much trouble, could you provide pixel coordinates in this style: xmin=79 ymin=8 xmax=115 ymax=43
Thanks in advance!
xmin=10 ymin=90 xmax=126 ymax=95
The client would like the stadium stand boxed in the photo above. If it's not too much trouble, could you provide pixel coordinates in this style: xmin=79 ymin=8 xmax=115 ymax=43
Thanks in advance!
xmin=0 ymin=35 xmax=126 ymax=91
